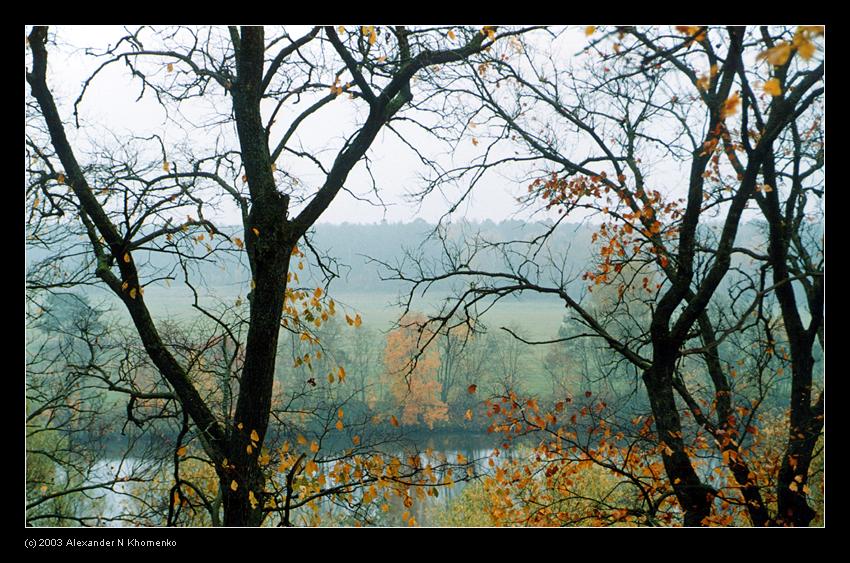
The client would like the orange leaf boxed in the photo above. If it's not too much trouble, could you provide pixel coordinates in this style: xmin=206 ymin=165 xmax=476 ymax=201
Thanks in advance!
xmin=390 ymin=415 xmax=399 ymax=427
xmin=797 ymin=40 xmax=816 ymax=60
xmin=721 ymin=92 xmax=741 ymax=119
xmin=758 ymin=43 xmax=792 ymax=67
xmin=763 ymin=78 xmax=782 ymax=97
xmin=468 ymin=384 xmax=478 ymax=394
xmin=176 ymin=446 xmax=187 ymax=457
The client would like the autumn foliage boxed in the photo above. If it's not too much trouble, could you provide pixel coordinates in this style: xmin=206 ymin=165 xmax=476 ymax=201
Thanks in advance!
xmin=383 ymin=314 xmax=449 ymax=428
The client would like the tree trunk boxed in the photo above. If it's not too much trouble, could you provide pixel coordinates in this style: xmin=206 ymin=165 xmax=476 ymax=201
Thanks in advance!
xmin=643 ymin=355 xmax=714 ymax=526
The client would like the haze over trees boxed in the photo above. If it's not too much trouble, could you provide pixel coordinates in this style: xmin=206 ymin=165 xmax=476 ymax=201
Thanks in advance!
xmin=26 ymin=25 xmax=823 ymax=527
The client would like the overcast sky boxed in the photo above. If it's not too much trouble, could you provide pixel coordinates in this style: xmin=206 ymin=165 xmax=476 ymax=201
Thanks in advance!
xmin=32 ymin=25 xmax=595 ymax=227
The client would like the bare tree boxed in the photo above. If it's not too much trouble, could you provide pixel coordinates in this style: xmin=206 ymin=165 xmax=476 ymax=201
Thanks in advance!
xmin=26 ymin=25 xmax=528 ymax=526
xmin=389 ymin=26 xmax=823 ymax=526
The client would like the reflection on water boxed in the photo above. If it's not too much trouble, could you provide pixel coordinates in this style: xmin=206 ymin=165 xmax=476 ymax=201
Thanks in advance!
xmin=85 ymin=433 xmax=518 ymax=527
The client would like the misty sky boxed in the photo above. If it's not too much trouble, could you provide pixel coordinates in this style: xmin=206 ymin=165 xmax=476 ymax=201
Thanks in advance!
xmin=36 ymin=25 xmax=597 ymax=226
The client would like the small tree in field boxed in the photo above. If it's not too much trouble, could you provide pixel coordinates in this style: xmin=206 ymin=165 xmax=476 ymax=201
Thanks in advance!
xmin=383 ymin=314 xmax=449 ymax=428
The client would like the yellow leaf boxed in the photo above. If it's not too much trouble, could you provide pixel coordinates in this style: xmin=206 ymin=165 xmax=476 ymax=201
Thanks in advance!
xmin=758 ymin=42 xmax=792 ymax=67
xmin=797 ymin=25 xmax=824 ymax=36
xmin=335 ymin=419 xmax=344 ymax=431
xmin=585 ymin=26 xmax=596 ymax=36
xmin=57 ymin=173 xmax=65 ymax=184
xmin=123 ymin=253 xmax=131 ymax=263
xmin=354 ymin=314 xmax=362 ymax=327
xmin=764 ymin=78 xmax=782 ymax=97
xmin=369 ymin=28 xmax=377 ymax=46
xmin=234 ymin=237 xmax=244 ymax=249
xmin=252 ymin=227 xmax=260 ymax=237
xmin=176 ymin=446 xmax=187 ymax=457
xmin=310 ymin=440 xmax=319 ymax=453
xmin=248 ymin=490 xmax=258 ymax=509
xmin=230 ymin=480 xmax=238 ymax=491
xmin=129 ymin=288 xmax=137 ymax=300
xmin=338 ymin=408 xmax=344 ymax=419
xmin=247 ymin=444 xmax=253 ymax=455
xmin=465 ymin=409 xmax=473 ymax=421
xmin=797 ymin=39 xmax=816 ymax=60
xmin=305 ymin=460 xmax=318 ymax=474
xmin=163 ymin=160 xmax=170 ymax=172
xmin=250 ymin=429 xmax=260 ymax=442
xmin=167 ymin=63 xmax=174 ymax=73
xmin=447 ymin=29 xmax=456 ymax=40
xmin=237 ymin=422 xmax=244 ymax=430
xmin=327 ymin=373 xmax=335 ymax=384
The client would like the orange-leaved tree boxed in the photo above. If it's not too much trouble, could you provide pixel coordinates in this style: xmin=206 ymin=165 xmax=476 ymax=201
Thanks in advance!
xmin=383 ymin=313 xmax=449 ymax=428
